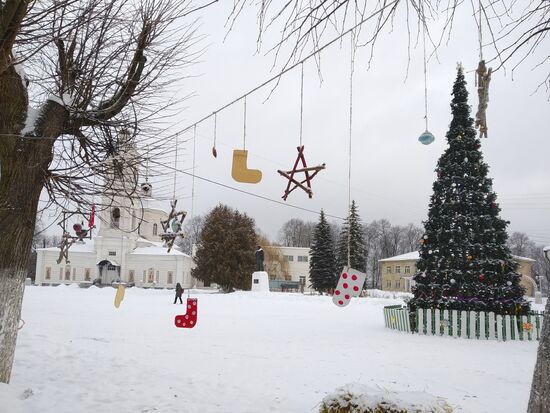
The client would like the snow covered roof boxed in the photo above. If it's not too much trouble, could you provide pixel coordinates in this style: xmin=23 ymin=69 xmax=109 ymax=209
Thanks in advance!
xmin=37 ymin=239 xmax=95 ymax=253
xmin=379 ymin=251 xmax=419 ymax=262
xmin=379 ymin=251 xmax=536 ymax=263
xmin=130 ymin=245 xmax=189 ymax=257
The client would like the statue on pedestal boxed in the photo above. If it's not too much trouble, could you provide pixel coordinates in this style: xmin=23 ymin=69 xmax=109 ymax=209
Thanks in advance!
xmin=255 ymin=246 xmax=264 ymax=271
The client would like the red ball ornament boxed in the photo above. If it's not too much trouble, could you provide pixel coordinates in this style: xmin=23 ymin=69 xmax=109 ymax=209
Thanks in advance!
xmin=479 ymin=274 xmax=485 ymax=281
xmin=490 ymin=202 xmax=497 ymax=208
xmin=73 ymin=223 xmax=82 ymax=233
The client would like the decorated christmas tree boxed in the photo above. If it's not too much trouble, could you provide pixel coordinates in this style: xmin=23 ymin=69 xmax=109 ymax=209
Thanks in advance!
xmin=336 ymin=200 xmax=367 ymax=272
xmin=309 ymin=210 xmax=338 ymax=293
xmin=408 ymin=66 xmax=530 ymax=316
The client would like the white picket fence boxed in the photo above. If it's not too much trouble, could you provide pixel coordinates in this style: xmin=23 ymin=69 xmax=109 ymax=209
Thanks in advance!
xmin=383 ymin=306 xmax=544 ymax=341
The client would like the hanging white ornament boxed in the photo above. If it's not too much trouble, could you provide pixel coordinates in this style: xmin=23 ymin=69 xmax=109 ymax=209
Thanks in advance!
xmin=507 ymin=281 xmax=512 ymax=286
xmin=451 ymin=279 xmax=456 ymax=284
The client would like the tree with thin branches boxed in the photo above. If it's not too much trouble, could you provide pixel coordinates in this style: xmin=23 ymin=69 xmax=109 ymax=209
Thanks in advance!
xmin=0 ymin=0 xmax=198 ymax=383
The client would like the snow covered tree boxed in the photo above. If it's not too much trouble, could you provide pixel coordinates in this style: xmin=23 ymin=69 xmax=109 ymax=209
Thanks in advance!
xmin=192 ymin=205 xmax=256 ymax=292
xmin=336 ymin=200 xmax=367 ymax=272
xmin=309 ymin=210 xmax=338 ymax=293
xmin=0 ymin=0 xmax=196 ymax=383
xmin=408 ymin=66 xmax=530 ymax=316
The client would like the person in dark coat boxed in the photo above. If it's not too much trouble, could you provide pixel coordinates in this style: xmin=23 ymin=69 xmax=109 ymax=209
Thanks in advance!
xmin=174 ymin=282 xmax=184 ymax=304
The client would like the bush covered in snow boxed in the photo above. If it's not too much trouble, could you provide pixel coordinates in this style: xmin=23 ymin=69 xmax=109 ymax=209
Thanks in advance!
xmin=320 ymin=383 xmax=454 ymax=413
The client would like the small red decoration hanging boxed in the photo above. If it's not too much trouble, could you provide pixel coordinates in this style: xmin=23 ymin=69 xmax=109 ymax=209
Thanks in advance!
xmin=175 ymin=298 xmax=198 ymax=329
xmin=490 ymin=202 xmax=497 ymax=208
xmin=479 ymin=274 xmax=485 ymax=281
xmin=277 ymin=146 xmax=325 ymax=201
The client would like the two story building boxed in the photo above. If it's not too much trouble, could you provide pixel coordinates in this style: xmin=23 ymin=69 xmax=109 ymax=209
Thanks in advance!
xmin=379 ymin=251 xmax=537 ymax=296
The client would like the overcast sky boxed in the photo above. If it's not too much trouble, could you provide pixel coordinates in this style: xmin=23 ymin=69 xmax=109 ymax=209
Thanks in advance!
xmin=44 ymin=3 xmax=548 ymax=247
xmin=150 ymin=2 xmax=550 ymax=245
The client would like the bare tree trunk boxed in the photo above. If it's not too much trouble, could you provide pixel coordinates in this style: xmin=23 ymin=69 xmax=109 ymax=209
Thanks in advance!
xmin=0 ymin=156 xmax=46 ymax=382
xmin=528 ymin=299 xmax=550 ymax=412
xmin=0 ymin=67 xmax=51 ymax=383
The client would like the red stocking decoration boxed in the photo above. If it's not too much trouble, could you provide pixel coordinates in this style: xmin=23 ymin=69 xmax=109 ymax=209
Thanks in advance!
xmin=175 ymin=298 xmax=198 ymax=329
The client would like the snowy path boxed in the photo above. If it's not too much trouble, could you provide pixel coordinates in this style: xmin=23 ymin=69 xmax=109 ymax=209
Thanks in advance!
xmin=7 ymin=286 xmax=539 ymax=412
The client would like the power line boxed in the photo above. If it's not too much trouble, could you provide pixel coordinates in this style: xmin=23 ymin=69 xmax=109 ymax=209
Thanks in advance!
xmin=149 ymin=160 xmax=345 ymax=221
xmin=172 ymin=0 xmax=399 ymax=137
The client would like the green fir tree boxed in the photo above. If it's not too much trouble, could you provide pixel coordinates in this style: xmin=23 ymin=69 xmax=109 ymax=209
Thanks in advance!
xmin=192 ymin=204 xmax=256 ymax=292
xmin=408 ymin=66 xmax=529 ymax=316
xmin=309 ymin=210 xmax=338 ymax=293
xmin=336 ymin=200 xmax=367 ymax=272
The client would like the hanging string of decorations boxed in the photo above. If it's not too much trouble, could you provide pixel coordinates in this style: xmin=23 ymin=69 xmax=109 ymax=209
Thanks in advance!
xmin=277 ymin=63 xmax=325 ymax=200
xmin=474 ymin=0 xmax=492 ymax=139
xmin=418 ymin=11 xmax=435 ymax=146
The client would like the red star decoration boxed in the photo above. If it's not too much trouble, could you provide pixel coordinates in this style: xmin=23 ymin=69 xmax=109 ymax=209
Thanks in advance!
xmin=277 ymin=146 xmax=325 ymax=201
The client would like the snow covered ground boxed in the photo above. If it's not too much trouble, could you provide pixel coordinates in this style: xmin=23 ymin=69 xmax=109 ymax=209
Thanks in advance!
xmin=3 ymin=285 xmax=542 ymax=412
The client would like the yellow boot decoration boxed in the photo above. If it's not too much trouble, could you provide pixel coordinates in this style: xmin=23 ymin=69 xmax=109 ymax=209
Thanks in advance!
xmin=231 ymin=149 xmax=262 ymax=183
xmin=114 ymin=284 xmax=125 ymax=309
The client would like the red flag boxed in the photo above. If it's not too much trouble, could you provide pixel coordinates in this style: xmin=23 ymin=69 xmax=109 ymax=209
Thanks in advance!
xmin=88 ymin=204 xmax=95 ymax=228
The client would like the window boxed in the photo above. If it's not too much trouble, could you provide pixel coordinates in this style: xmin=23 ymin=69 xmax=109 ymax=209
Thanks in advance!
xmin=253 ymin=279 xmax=259 ymax=284
xmin=396 ymin=280 xmax=401 ymax=288
xmin=284 ymin=255 xmax=294 ymax=262
xmin=148 ymin=268 xmax=154 ymax=283
xmin=45 ymin=267 xmax=51 ymax=280
xmin=84 ymin=268 xmax=91 ymax=281
xmin=299 ymin=276 xmax=306 ymax=284
xmin=143 ymin=270 xmax=146 ymax=282
xmin=72 ymin=267 xmax=76 ymax=280
xmin=111 ymin=207 xmax=121 ymax=228
xmin=128 ymin=270 xmax=135 ymax=283
xmin=396 ymin=266 xmax=401 ymax=274
xmin=156 ymin=271 xmax=160 ymax=283
xmin=386 ymin=266 xmax=392 ymax=274
xmin=153 ymin=223 xmax=158 ymax=236
xmin=386 ymin=280 xmax=391 ymax=288
xmin=107 ymin=265 xmax=116 ymax=271
xmin=405 ymin=266 xmax=411 ymax=274
xmin=297 ymin=256 xmax=308 ymax=263
xmin=108 ymin=251 xmax=117 ymax=256
xmin=64 ymin=265 xmax=71 ymax=280
xmin=59 ymin=268 xmax=63 ymax=280
xmin=167 ymin=271 xmax=173 ymax=284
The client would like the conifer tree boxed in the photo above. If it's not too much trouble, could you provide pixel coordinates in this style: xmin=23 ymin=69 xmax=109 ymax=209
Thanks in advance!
xmin=192 ymin=204 xmax=256 ymax=292
xmin=408 ymin=66 xmax=529 ymax=316
xmin=309 ymin=210 xmax=338 ymax=293
xmin=336 ymin=200 xmax=367 ymax=272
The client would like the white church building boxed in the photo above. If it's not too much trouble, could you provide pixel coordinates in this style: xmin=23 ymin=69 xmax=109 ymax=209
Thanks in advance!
xmin=35 ymin=153 xmax=196 ymax=288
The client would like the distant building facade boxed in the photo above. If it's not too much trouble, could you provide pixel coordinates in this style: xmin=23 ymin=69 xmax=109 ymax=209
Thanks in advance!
xmin=379 ymin=251 xmax=537 ymax=296
xmin=264 ymin=246 xmax=312 ymax=292
xmin=35 ymin=145 xmax=195 ymax=289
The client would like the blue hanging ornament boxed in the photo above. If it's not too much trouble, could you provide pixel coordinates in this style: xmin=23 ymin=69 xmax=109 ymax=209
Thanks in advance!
xmin=418 ymin=130 xmax=435 ymax=145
